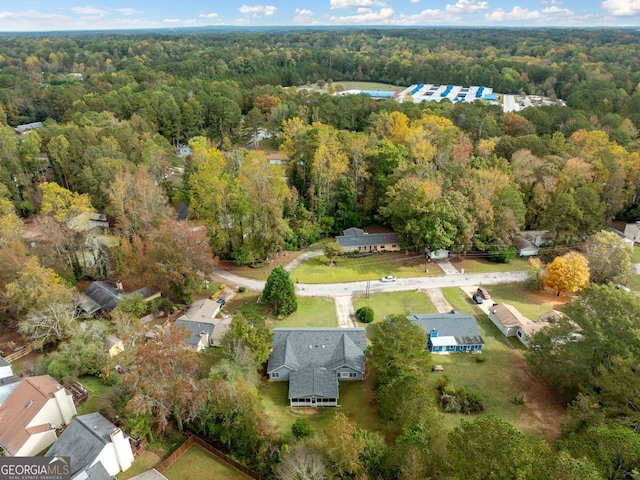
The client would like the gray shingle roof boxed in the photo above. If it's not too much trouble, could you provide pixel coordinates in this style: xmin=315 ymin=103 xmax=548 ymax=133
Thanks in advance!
xmin=336 ymin=232 xmax=400 ymax=248
xmin=84 ymin=462 xmax=113 ymax=480
xmin=174 ymin=319 xmax=214 ymax=346
xmin=408 ymin=313 xmax=484 ymax=346
xmin=45 ymin=412 xmax=118 ymax=478
xmin=0 ymin=357 xmax=10 ymax=368
xmin=289 ymin=367 xmax=338 ymax=399
xmin=267 ymin=328 xmax=367 ymax=374
xmin=80 ymin=281 xmax=123 ymax=314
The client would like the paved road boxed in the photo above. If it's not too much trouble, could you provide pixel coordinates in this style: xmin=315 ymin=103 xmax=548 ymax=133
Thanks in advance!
xmin=284 ymin=250 xmax=322 ymax=272
xmin=213 ymin=269 xmax=529 ymax=297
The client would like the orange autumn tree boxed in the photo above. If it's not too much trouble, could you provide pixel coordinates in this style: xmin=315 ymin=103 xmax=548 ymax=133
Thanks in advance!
xmin=542 ymin=252 xmax=590 ymax=296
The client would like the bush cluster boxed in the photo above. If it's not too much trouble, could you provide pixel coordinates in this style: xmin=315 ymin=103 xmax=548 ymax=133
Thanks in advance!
xmin=436 ymin=376 xmax=484 ymax=414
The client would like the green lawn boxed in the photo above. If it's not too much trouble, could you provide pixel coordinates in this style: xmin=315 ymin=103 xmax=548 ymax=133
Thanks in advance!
xmin=631 ymin=246 xmax=640 ymax=264
xmin=630 ymin=274 xmax=640 ymax=292
xmin=76 ymin=376 xmax=115 ymax=416
xmin=226 ymin=292 xmax=270 ymax=318
xmin=291 ymin=252 xmax=444 ymax=284
xmin=483 ymin=283 xmax=565 ymax=320
xmin=448 ymin=256 xmax=530 ymax=273
xmin=419 ymin=295 xmax=565 ymax=451
xmin=118 ymin=451 xmax=163 ymax=480
xmin=162 ymin=444 xmax=251 ymax=480
xmin=353 ymin=290 xmax=437 ymax=340
xmin=260 ymin=373 xmax=385 ymax=437
xmin=272 ymin=297 xmax=337 ymax=329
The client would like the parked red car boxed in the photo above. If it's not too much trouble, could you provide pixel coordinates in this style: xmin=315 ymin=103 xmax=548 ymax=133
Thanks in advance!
xmin=476 ymin=287 xmax=490 ymax=299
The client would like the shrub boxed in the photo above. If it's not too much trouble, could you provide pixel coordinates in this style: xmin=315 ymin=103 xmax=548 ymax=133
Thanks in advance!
xmin=291 ymin=418 xmax=315 ymax=439
xmin=238 ymin=286 xmax=247 ymax=293
xmin=512 ymin=394 xmax=525 ymax=405
xmin=356 ymin=306 xmax=374 ymax=323
xmin=476 ymin=353 xmax=486 ymax=363
xmin=488 ymin=246 xmax=516 ymax=263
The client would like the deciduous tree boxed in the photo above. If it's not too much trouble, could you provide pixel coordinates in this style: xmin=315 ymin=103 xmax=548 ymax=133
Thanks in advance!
xmin=583 ymin=230 xmax=633 ymax=285
xmin=542 ymin=251 xmax=590 ymax=295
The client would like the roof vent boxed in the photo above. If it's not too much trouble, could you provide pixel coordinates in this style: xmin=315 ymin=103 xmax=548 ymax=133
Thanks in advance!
xmin=25 ymin=400 xmax=33 ymax=409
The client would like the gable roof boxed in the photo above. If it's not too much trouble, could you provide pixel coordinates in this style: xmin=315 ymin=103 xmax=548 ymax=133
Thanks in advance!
xmin=491 ymin=304 xmax=549 ymax=337
xmin=289 ymin=367 xmax=339 ymax=399
xmin=0 ymin=375 xmax=66 ymax=456
xmin=80 ymin=281 xmax=123 ymax=314
xmin=178 ymin=299 xmax=220 ymax=324
xmin=337 ymin=226 xmax=400 ymax=248
xmin=408 ymin=313 xmax=484 ymax=346
xmin=0 ymin=357 xmax=10 ymax=369
xmin=46 ymin=412 xmax=120 ymax=478
xmin=267 ymin=328 xmax=367 ymax=374
xmin=174 ymin=319 xmax=215 ymax=346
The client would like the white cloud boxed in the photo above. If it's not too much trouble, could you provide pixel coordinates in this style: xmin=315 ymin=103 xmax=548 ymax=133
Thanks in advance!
xmin=69 ymin=6 xmax=108 ymax=15
xmin=396 ymin=8 xmax=461 ymax=24
xmin=410 ymin=0 xmax=421 ymax=3
xmin=293 ymin=8 xmax=315 ymax=23
xmin=0 ymin=9 xmax=71 ymax=24
xmin=330 ymin=6 xmax=394 ymax=22
xmin=542 ymin=5 xmax=574 ymax=15
xmin=238 ymin=5 xmax=277 ymax=17
xmin=330 ymin=0 xmax=387 ymax=9
xmin=163 ymin=18 xmax=182 ymax=23
xmin=113 ymin=8 xmax=139 ymax=15
xmin=199 ymin=13 xmax=220 ymax=19
xmin=601 ymin=0 xmax=640 ymax=16
xmin=446 ymin=0 xmax=490 ymax=14
xmin=485 ymin=6 xmax=543 ymax=21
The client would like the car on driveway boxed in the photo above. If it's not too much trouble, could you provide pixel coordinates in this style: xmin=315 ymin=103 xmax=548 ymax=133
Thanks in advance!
xmin=472 ymin=293 xmax=484 ymax=304
xmin=381 ymin=275 xmax=397 ymax=283
xmin=476 ymin=287 xmax=490 ymax=299
xmin=216 ymin=298 xmax=226 ymax=308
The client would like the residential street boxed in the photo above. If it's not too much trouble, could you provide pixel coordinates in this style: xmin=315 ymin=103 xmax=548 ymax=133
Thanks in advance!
xmin=212 ymin=269 xmax=529 ymax=297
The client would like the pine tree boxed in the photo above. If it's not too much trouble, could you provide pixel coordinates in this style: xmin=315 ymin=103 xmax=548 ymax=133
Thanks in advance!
xmin=262 ymin=265 xmax=297 ymax=316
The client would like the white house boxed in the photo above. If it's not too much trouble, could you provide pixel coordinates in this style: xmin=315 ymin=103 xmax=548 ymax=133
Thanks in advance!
xmin=0 ymin=375 xmax=77 ymax=456
xmin=0 ymin=357 xmax=20 ymax=406
xmin=46 ymin=412 xmax=134 ymax=479
xmin=624 ymin=223 xmax=640 ymax=244
xmin=487 ymin=304 xmax=549 ymax=347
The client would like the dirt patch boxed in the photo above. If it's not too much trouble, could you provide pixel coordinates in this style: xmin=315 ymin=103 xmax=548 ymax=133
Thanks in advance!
xmin=509 ymin=354 xmax=566 ymax=443
xmin=20 ymin=214 xmax=49 ymax=242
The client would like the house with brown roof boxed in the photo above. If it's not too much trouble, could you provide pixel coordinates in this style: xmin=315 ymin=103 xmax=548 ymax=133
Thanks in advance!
xmin=0 ymin=375 xmax=77 ymax=456
xmin=487 ymin=304 xmax=550 ymax=346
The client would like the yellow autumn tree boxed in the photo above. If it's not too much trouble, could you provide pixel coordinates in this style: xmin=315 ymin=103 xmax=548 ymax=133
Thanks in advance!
xmin=39 ymin=182 xmax=95 ymax=224
xmin=542 ymin=251 xmax=590 ymax=296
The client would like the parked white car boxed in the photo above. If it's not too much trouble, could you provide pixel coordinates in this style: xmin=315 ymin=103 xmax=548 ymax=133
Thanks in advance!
xmin=381 ymin=275 xmax=397 ymax=283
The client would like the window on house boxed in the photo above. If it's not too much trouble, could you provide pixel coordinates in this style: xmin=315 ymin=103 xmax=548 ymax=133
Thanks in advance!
xmin=272 ymin=372 xmax=279 ymax=379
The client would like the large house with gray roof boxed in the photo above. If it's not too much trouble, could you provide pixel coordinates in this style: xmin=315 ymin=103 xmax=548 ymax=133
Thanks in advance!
xmin=408 ymin=312 xmax=484 ymax=353
xmin=336 ymin=227 xmax=400 ymax=253
xmin=46 ymin=412 xmax=134 ymax=480
xmin=267 ymin=328 xmax=367 ymax=407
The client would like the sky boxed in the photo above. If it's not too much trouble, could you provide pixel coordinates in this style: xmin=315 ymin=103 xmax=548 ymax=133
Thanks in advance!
xmin=1 ymin=0 xmax=640 ymax=31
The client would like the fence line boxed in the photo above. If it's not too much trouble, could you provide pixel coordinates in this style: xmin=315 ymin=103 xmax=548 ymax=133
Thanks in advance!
xmin=155 ymin=435 xmax=261 ymax=480
xmin=3 ymin=344 xmax=35 ymax=363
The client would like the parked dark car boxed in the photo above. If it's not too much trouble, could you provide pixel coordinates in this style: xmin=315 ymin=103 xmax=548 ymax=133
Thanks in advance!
xmin=472 ymin=293 xmax=484 ymax=304
xmin=216 ymin=298 xmax=226 ymax=308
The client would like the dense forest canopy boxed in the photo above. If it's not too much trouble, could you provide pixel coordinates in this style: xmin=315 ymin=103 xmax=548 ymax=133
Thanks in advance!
xmin=1 ymin=27 xmax=639 ymax=266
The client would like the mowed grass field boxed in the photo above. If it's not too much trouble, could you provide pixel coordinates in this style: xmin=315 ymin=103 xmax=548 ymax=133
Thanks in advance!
xmin=162 ymin=444 xmax=252 ymax=480
xmin=448 ymin=255 xmax=531 ymax=273
xmin=353 ymin=290 xmax=437 ymax=340
xmin=260 ymin=367 xmax=385 ymax=437
xmin=291 ymin=251 xmax=444 ymax=284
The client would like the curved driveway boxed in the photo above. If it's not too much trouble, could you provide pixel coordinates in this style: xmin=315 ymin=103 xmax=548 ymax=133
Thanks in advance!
xmin=212 ymin=269 xmax=529 ymax=297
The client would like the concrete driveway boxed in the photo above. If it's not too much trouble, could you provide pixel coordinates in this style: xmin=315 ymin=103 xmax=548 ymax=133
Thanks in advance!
xmin=335 ymin=296 xmax=358 ymax=328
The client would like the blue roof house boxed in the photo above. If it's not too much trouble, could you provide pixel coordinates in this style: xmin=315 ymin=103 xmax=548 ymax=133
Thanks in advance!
xmin=267 ymin=328 xmax=367 ymax=407
xmin=408 ymin=312 xmax=484 ymax=353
